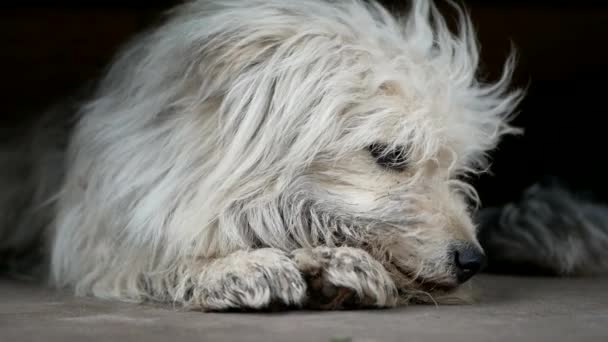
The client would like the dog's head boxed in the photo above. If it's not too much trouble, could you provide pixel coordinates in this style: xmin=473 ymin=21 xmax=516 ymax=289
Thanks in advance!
xmin=185 ymin=0 xmax=523 ymax=300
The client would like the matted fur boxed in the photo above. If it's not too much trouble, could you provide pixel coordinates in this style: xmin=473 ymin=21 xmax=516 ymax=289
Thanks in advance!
xmin=1 ymin=0 xmax=523 ymax=309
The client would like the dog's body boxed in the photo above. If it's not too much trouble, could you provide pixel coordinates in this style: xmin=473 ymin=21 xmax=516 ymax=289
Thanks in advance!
xmin=1 ymin=0 xmax=606 ymax=311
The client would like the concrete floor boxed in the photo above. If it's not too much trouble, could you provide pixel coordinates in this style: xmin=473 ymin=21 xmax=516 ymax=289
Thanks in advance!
xmin=1 ymin=275 xmax=607 ymax=342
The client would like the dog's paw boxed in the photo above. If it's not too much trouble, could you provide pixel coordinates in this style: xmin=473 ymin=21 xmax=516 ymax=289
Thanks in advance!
xmin=192 ymin=248 xmax=307 ymax=311
xmin=290 ymin=247 xmax=398 ymax=309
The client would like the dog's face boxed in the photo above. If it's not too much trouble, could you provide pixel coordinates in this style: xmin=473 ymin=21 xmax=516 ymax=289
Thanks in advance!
xmin=290 ymin=48 xmax=521 ymax=298
xmin=303 ymin=79 xmax=488 ymax=295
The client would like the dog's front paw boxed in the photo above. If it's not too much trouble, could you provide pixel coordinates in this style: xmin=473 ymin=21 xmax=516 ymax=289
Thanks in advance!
xmin=192 ymin=248 xmax=307 ymax=311
xmin=291 ymin=247 xmax=398 ymax=309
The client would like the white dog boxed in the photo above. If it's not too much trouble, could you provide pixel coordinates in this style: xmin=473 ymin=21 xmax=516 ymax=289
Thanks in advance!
xmin=1 ymin=0 xmax=527 ymax=310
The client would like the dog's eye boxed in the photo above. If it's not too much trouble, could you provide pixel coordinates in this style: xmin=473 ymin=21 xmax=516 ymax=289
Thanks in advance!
xmin=368 ymin=143 xmax=409 ymax=171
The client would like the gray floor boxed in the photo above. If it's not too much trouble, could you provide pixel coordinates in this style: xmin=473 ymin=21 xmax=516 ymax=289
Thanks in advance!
xmin=1 ymin=275 xmax=607 ymax=342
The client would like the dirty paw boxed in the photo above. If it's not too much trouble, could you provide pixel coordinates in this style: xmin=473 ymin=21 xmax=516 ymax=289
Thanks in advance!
xmin=192 ymin=248 xmax=307 ymax=311
xmin=290 ymin=247 xmax=398 ymax=309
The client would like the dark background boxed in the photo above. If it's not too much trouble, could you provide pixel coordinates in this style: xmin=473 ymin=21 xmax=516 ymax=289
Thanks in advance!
xmin=2 ymin=0 xmax=607 ymax=207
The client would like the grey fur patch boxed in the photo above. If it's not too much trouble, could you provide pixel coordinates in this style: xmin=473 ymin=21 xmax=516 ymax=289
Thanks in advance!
xmin=477 ymin=181 xmax=608 ymax=276
xmin=0 ymin=99 xmax=79 ymax=277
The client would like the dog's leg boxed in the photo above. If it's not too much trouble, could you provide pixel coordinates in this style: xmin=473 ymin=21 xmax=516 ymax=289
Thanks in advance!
xmin=291 ymin=247 xmax=398 ymax=309
xmin=170 ymin=248 xmax=307 ymax=311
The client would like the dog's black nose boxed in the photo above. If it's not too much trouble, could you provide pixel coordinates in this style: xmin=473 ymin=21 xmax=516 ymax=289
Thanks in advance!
xmin=453 ymin=244 xmax=486 ymax=284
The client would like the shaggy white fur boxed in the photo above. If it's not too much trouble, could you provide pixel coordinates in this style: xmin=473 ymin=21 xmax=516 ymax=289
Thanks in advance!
xmin=1 ymin=0 xmax=523 ymax=310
